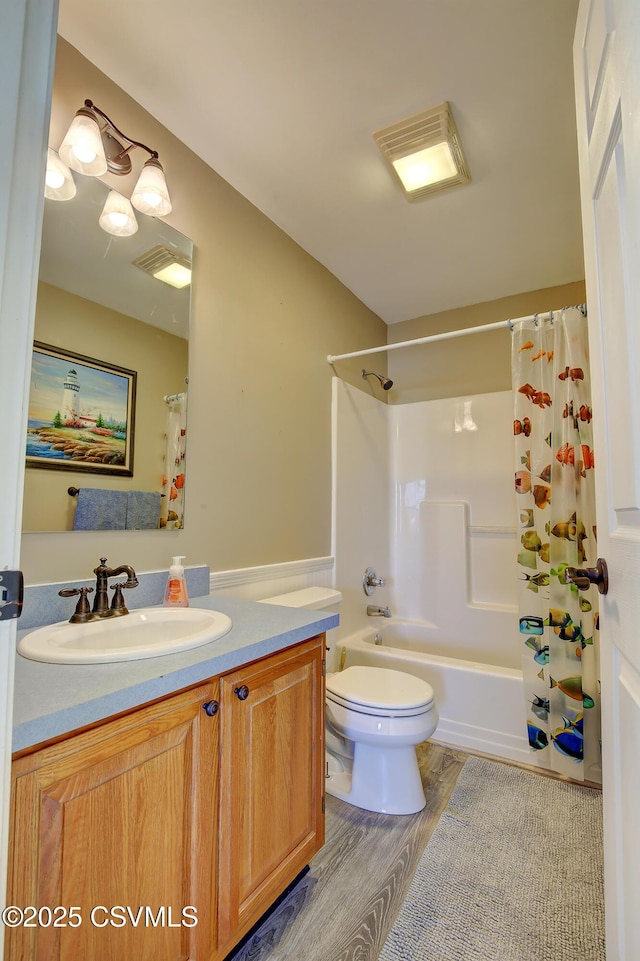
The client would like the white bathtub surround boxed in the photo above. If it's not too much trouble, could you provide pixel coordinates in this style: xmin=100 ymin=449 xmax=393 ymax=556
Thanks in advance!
xmin=332 ymin=381 xmax=539 ymax=765
xmin=391 ymin=501 xmax=518 ymax=669
xmin=333 ymin=382 xmax=518 ymax=660
xmin=389 ymin=390 xmax=518 ymax=627
xmin=332 ymin=378 xmax=390 ymax=643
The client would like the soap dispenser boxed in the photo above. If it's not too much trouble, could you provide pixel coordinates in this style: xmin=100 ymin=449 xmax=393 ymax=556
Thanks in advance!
xmin=163 ymin=556 xmax=189 ymax=607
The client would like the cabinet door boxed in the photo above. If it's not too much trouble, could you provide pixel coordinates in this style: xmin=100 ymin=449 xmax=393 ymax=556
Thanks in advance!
xmin=217 ymin=636 xmax=325 ymax=952
xmin=6 ymin=681 xmax=219 ymax=961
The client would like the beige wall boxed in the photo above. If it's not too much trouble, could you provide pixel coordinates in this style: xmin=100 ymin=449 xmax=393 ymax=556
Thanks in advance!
xmin=23 ymin=281 xmax=187 ymax=532
xmin=387 ymin=281 xmax=586 ymax=403
xmin=20 ymin=41 xmax=586 ymax=584
xmin=20 ymin=39 xmax=386 ymax=583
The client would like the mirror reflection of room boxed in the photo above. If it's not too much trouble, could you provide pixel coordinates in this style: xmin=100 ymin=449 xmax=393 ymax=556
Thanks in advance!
xmin=22 ymin=172 xmax=191 ymax=533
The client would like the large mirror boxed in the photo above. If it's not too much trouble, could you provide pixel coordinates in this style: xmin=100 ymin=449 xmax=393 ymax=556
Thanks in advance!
xmin=22 ymin=173 xmax=192 ymax=532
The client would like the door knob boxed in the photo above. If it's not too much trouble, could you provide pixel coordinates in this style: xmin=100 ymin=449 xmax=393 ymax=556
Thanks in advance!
xmin=564 ymin=557 xmax=609 ymax=595
xmin=202 ymin=700 xmax=219 ymax=716
xmin=234 ymin=685 xmax=250 ymax=700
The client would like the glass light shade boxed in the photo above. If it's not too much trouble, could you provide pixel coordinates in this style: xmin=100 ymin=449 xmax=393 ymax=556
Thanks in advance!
xmin=392 ymin=141 xmax=457 ymax=192
xmin=44 ymin=148 xmax=76 ymax=201
xmin=59 ymin=112 xmax=108 ymax=176
xmin=131 ymin=158 xmax=172 ymax=216
xmin=99 ymin=190 xmax=139 ymax=237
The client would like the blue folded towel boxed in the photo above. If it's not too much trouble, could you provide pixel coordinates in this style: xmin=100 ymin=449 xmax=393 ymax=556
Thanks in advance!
xmin=126 ymin=491 xmax=161 ymax=530
xmin=73 ymin=488 xmax=128 ymax=530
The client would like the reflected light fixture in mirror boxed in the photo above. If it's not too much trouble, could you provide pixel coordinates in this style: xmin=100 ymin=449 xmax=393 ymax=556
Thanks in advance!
xmin=99 ymin=190 xmax=138 ymax=237
xmin=133 ymin=245 xmax=192 ymax=289
xmin=44 ymin=148 xmax=76 ymax=201
xmin=52 ymin=99 xmax=172 ymax=236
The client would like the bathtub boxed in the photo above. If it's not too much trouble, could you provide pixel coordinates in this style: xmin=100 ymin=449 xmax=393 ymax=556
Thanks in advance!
xmin=338 ymin=620 xmax=535 ymax=766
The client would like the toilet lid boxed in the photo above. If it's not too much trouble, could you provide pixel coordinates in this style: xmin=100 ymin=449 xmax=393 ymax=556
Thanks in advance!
xmin=326 ymin=666 xmax=434 ymax=712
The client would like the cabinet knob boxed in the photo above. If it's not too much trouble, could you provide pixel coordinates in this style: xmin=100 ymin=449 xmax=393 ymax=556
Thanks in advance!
xmin=234 ymin=685 xmax=250 ymax=701
xmin=202 ymin=700 xmax=219 ymax=716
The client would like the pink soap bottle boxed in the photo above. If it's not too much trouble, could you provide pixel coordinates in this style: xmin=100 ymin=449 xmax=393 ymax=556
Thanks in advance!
xmin=163 ymin=556 xmax=189 ymax=607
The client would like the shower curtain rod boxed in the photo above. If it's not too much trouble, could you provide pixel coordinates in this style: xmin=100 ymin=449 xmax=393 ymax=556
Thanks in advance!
xmin=326 ymin=304 xmax=586 ymax=364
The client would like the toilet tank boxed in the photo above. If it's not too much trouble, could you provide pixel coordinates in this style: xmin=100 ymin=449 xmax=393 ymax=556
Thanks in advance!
xmin=259 ymin=587 xmax=342 ymax=670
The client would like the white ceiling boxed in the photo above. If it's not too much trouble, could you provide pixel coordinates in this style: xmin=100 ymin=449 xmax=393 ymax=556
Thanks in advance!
xmin=56 ymin=0 xmax=584 ymax=325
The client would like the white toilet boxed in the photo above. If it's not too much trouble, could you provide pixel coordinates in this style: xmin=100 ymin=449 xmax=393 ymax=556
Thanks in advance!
xmin=259 ymin=587 xmax=438 ymax=816
xmin=325 ymin=665 xmax=438 ymax=815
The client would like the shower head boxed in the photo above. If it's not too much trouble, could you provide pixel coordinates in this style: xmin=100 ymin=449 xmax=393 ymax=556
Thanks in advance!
xmin=362 ymin=369 xmax=393 ymax=391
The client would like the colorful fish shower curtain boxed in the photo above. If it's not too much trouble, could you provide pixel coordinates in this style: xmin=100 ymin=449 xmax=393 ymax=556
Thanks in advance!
xmin=160 ymin=392 xmax=187 ymax=529
xmin=512 ymin=307 xmax=601 ymax=783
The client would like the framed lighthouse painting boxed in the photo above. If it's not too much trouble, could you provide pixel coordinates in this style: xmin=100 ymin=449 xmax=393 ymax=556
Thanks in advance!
xmin=26 ymin=342 xmax=136 ymax=476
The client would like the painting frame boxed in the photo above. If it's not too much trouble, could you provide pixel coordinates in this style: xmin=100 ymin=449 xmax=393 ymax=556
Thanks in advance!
xmin=26 ymin=342 xmax=136 ymax=476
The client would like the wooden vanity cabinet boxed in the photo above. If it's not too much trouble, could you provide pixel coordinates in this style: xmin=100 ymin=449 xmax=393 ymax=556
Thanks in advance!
xmin=6 ymin=635 xmax=325 ymax=961
xmin=6 ymin=679 xmax=219 ymax=961
xmin=216 ymin=636 xmax=325 ymax=955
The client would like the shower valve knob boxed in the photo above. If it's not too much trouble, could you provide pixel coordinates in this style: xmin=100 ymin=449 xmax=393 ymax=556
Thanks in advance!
xmin=363 ymin=567 xmax=385 ymax=596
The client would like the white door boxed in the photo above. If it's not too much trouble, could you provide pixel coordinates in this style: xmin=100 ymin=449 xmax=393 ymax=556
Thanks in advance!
xmin=0 ymin=0 xmax=57 ymax=944
xmin=574 ymin=2 xmax=640 ymax=958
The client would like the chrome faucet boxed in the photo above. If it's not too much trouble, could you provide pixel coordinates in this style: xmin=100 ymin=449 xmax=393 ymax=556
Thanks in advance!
xmin=367 ymin=604 xmax=392 ymax=618
xmin=92 ymin=557 xmax=139 ymax=617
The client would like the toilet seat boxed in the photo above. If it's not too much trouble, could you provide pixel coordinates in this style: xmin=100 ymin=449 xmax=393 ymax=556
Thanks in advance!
xmin=326 ymin=666 xmax=435 ymax=718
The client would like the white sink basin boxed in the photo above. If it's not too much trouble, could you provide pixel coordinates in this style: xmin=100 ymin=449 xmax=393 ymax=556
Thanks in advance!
xmin=18 ymin=607 xmax=233 ymax=664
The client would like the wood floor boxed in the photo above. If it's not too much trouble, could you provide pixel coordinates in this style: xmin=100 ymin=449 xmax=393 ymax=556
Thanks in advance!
xmin=228 ymin=742 xmax=468 ymax=961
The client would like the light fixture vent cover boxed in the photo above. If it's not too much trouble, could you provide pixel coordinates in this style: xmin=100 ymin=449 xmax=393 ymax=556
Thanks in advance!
xmin=132 ymin=245 xmax=192 ymax=288
xmin=373 ymin=102 xmax=471 ymax=201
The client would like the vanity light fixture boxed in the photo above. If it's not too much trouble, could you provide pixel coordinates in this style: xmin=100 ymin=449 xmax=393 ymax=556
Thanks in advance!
xmin=373 ymin=101 xmax=470 ymax=202
xmin=54 ymin=99 xmax=172 ymax=235
xmin=132 ymin=245 xmax=192 ymax=289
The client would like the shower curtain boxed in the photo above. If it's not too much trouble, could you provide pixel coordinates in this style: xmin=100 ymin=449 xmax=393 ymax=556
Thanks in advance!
xmin=512 ymin=307 xmax=601 ymax=782
xmin=160 ymin=391 xmax=187 ymax=530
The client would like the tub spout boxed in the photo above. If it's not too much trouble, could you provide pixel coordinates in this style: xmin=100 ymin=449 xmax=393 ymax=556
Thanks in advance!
xmin=367 ymin=604 xmax=391 ymax=617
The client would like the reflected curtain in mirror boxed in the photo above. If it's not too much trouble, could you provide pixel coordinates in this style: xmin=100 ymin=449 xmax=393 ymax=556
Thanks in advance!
xmin=161 ymin=392 xmax=187 ymax=529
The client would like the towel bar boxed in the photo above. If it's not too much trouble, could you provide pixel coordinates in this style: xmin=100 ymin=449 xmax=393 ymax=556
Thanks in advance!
xmin=68 ymin=487 xmax=165 ymax=497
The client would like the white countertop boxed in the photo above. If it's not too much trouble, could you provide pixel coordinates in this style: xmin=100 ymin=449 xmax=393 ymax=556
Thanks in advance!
xmin=13 ymin=594 xmax=337 ymax=754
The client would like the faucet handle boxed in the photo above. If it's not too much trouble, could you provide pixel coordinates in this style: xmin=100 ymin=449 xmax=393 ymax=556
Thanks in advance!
xmin=110 ymin=583 xmax=129 ymax=615
xmin=59 ymin=586 xmax=94 ymax=623
xmin=363 ymin=567 xmax=385 ymax=596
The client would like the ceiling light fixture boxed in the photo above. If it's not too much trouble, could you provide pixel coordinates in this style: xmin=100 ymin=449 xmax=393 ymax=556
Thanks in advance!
xmin=132 ymin=245 xmax=192 ymax=289
xmin=53 ymin=99 xmax=172 ymax=235
xmin=373 ymin=102 xmax=470 ymax=202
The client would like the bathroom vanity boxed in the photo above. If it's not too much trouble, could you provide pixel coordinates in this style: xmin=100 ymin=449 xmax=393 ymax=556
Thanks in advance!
xmin=6 ymin=596 xmax=331 ymax=960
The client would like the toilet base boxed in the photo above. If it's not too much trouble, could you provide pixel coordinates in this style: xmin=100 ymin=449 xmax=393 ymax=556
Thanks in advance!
xmin=325 ymin=742 xmax=426 ymax=815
